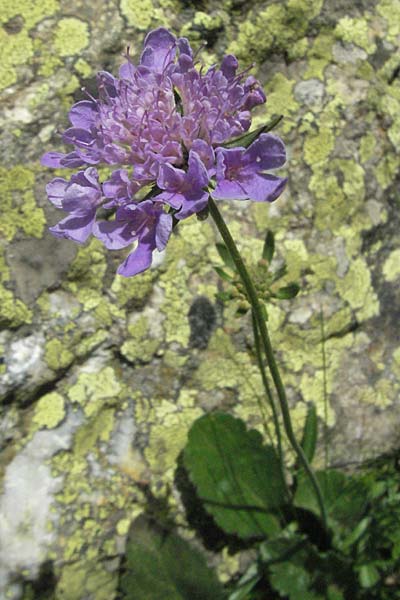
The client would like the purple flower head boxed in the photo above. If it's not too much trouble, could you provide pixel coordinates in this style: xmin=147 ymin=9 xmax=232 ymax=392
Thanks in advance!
xmin=93 ymin=200 xmax=172 ymax=276
xmin=212 ymin=134 xmax=287 ymax=203
xmin=42 ymin=27 xmax=287 ymax=276
xmin=47 ymin=168 xmax=103 ymax=243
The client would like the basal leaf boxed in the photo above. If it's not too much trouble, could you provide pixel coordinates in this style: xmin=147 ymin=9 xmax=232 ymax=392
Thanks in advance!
xmin=120 ymin=515 xmax=226 ymax=600
xmin=183 ymin=412 xmax=286 ymax=539
xmin=294 ymin=470 xmax=368 ymax=530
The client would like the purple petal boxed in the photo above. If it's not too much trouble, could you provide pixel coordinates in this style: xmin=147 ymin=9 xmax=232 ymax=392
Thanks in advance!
xmin=215 ymin=147 xmax=245 ymax=179
xmin=69 ymin=101 xmax=98 ymax=128
xmin=153 ymin=190 xmax=184 ymax=210
xmin=211 ymin=179 xmax=248 ymax=201
xmin=119 ymin=61 xmax=136 ymax=80
xmin=244 ymin=134 xmax=286 ymax=171
xmin=93 ymin=219 xmax=133 ymax=250
xmin=46 ymin=178 xmax=68 ymax=208
xmin=191 ymin=139 xmax=215 ymax=171
xmin=175 ymin=190 xmax=209 ymax=220
xmin=155 ymin=212 xmax=173 ymax=251
xmin=49 ymin=209 xmax=96 ymax=243
xmin=220 ymin=55 xmax=238 ymax=80
xmin=63 ymin=128 xmax=95 ymax=148
xmin=140 ymin=28 xmax=176 ymax=72
xmin=157 ymin=163 xmax=185 ymax=193
xmin=186 ymin=151 xmax=209 ymax=191
xmin=60 ymin=151 xmax=87 ymax=168
xmin=117 ymin=241 xmax=154 ymax=277
xmin=242 ymin=174 xmax=287 ymax=203
xmin=41 ymin=152 xmax=65 ymax=168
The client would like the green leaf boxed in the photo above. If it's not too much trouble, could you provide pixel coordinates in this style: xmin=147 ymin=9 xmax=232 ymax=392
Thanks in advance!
xmin=274 ymin=283 xmax=300 ymax=300
xmin=294 ymin=470 xmax=368 ymax=529
xmin=269 ymin=562 xmax=321 ymax=600
xmin=183 ymin=412 xmax=286 ymax=539
xmin=224 ymin=116 xmax=283 ymax=149
xmin=300 ymin=403 xmax=318 ymax=465
xmin=213 ymin=266 xmax=234 ymax=282
xmin=272 ymin=264 xmax=287 ymax=282
xmin=120 ymin=515 xmax=226 ymax=600
xmin=228 ymin=564 xmax=261 ymax=600
xmin=216 ymin=243 xmax=236 ymax=271
xmin=358 ymin=564 xmax=380 ymax=588
xmin=262 ymin=230 xmax=275 ymax=262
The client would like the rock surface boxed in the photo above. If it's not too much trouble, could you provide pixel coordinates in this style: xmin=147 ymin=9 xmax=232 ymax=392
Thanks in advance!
xmin=0 ymin=0 xmax=400 ymax=597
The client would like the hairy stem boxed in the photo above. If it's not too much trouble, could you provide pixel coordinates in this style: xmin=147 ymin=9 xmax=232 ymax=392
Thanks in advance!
xmin=208 ymin=197 xmax=327 ymax=529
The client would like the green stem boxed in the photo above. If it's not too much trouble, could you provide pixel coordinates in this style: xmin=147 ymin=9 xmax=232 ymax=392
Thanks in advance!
xmin=208 ymin=197 xmax=328 ymax=529
xmin=251 ymin=311 xmax=289 ymax=499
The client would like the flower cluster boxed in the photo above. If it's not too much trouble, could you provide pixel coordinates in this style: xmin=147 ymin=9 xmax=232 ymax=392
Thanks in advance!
xmin=42 ymin=28 xmax=287 ymax=276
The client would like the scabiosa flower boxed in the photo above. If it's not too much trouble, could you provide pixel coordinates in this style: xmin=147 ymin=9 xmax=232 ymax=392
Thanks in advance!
xmin=42 ymin=27 xmax=287 ymax=276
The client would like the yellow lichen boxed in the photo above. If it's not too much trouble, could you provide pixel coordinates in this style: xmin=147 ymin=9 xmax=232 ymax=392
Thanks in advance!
xmin=54 ymin=18 xmax=89 ymax=57
xmin=33 ymin=392 xmax=66 ymax=429
xmin=68 ymin=367 xmax=122 ymax=417
xmin=45 ymin=338 xmax=74 ymax=371
xmin=382 ymin=249 xmax=400 ymax=282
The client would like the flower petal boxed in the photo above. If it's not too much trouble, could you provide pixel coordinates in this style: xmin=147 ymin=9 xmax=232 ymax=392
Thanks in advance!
xmin=155 ymin=212 xmax=173 ymax=251
xmin=117 ymin=241 xmax=154 ymax=277
xmin=140 ymin=28 xmax=176 ymax=72
xmin=242 ymin=173 xmax=287 ymax=202
xmin=93 ymin=219 xmax=133 ymax=250
xmin=49 ymin=209 xmax=96 ymax=243
xmin=244 ymin=133 xmax=286 ymax=171
xmin=69 ymin=101 xmax=98 ymax=128
xmin=46 ymin=178 xmax=68 ymax=208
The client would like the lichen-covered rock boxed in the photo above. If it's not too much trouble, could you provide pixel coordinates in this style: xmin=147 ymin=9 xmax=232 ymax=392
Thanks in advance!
xmin=0 ymin=0 xmax=399 ymax=597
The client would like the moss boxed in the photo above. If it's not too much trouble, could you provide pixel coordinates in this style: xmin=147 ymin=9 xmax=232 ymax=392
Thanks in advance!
xmin=0 ymin=166 xmax=45 ymax=241
xmin=383 ymin=249 xmax=400 ymax=282
xmin=335 ymin=16 xmax=376 ymax=53
xmin=32 ymin=392 xmax=66 ymax=429
xmin=45 ymin=338 xmax=74 ymax=371
xmin=53 ymin=18 xmax=89 ymax=57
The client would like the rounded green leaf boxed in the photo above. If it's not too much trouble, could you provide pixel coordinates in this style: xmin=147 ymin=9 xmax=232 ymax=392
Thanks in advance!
xmin=120 ymin=515 xmax=226 ymax=600
xmin=183 ymin=412 xmax=286 ymax=539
